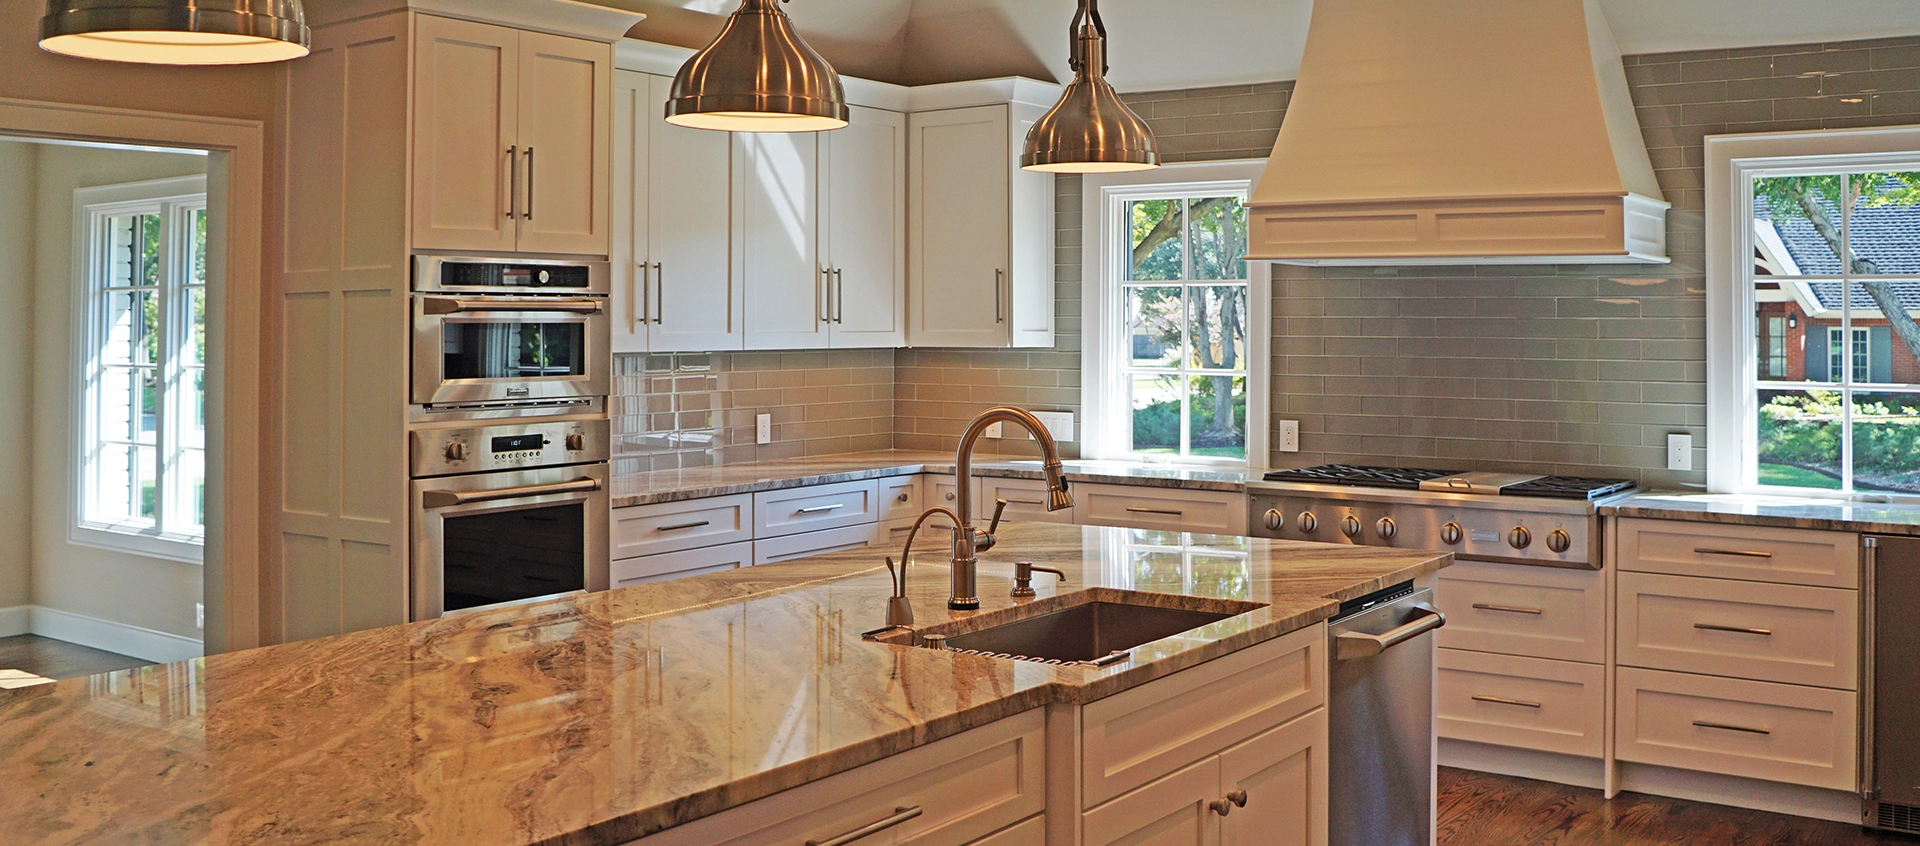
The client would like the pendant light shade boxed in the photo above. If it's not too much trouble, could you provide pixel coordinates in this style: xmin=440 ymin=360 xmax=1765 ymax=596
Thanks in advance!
xmin=1022 ymin=0 xmax=1157 ymax=173
xmin=666 ymin=0 xmax=848 ymax=133
xmin=40 ymin=0 xmax=310 ymax=65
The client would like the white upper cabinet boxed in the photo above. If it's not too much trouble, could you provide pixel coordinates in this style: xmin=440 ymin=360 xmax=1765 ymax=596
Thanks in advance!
xmin=737 ymin=131 xmax=827 ymax=350
xmin=611 ymin=71 xmax=739 ymax=353
xmin=821 ymin=106 xmax=907 ymax=347
xmin=908 ymin=100 xmax=1054 ymax=348
xmin=412 ymin=15 xmax=610 ymax=256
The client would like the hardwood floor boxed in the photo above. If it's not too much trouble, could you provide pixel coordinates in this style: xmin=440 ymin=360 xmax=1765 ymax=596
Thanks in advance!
xmin=0 ymin=635 xmax=150 ymax=680
xmin=1439 ymin=768 xmax=1915 ymax=845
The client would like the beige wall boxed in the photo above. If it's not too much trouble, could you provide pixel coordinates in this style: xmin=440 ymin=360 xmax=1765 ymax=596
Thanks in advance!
xmin=0 ymin=141 xmax=36 ymax=612
xmin=30 ymin=144 xmax=209 ymax=641
xmin=0 ymin=2 xmax=274 ymax=123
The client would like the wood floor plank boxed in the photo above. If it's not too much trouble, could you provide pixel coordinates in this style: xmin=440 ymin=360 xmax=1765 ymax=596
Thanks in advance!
xmin=0 ymin=634 xmax=150 ymax=680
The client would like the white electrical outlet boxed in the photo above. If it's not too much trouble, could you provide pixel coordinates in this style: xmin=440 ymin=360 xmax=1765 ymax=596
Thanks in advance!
xmin=756 ymin=413 xmax=773 ymax=445
xmin=195 ymin=602 xmax=205 ymax=630
xmin=1279 ymin=420 xmax=1300 ymax=453
xmin=1667 ymin=433 xmax=1693 ymax=471
xmin=1032 ymin=411 xmax=1075 ymax=442
xmin=985 ymin=421 xmax=1006 ymax=439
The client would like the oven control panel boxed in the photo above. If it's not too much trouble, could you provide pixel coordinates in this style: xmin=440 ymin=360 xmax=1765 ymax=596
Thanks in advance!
xmin=1247 ymin=492 xmax=1597 ymax=568
xmin=410 ymin=419 xmax=608 ymax=477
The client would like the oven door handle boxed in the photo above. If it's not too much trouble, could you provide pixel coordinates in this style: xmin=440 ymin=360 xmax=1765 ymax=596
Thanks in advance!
xmin=422 ymin=477 xmax=601 ymax=508
xmin=423 ymin=298 xmax=605 ymax=315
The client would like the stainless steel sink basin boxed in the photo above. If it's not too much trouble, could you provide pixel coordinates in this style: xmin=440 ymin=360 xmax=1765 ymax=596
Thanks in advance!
xmin=874 ymin=589 xmax=1265 ymax=667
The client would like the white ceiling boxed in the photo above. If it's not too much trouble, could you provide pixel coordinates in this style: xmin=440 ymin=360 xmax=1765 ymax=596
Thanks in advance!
xmin=604 ymin=0 xmax=1920 ymax=91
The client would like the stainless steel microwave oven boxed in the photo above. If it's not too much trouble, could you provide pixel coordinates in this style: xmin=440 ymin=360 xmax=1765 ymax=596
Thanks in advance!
xmin=410 ymin=257 xmax=610 ymax=408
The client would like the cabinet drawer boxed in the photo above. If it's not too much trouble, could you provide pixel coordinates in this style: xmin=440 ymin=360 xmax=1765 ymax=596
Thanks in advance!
xmin=1076 ymin=484 xmax=1247 ymax=535
xmin=630 ymin=707 xmax=1046 ymax=846
xmin=1082 ymin=622 xmax=1324 ymax=809
xmin=1435 ymin=561 xmax=1605 ymax=664
xmin=879 ymin=474 xmax=922 ymax=524
xmin=979 ymin=476 xmax=1074 ymax=524
xmin=1437 ymin=648 xmax=1605 ymax=758
xmin=612 ymin=541 xmax=752 ymax=588
xmin=925 ymin=474 xmax=969 ymax=509
xmin=612 ymin=494 xmax=753 ymax=559
xmin=1617 ymin=571 xmax=1857 ymax=689
xmin=755 ymin=523 xmax=882 ymax=566
xmin=754 ymin=479 xmax=880 ymax=538
xmin=1615 ymin=667 xmax=1857 ymax=791
xmin=1617 ymin=518 xmax=1859 ymax=588
xmin=969 ymin=815 xmax=1045 ymax=846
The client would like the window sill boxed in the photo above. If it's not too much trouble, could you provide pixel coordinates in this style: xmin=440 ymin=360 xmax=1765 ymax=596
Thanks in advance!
xmin=70 ymin=522 xmax=204 ymax=565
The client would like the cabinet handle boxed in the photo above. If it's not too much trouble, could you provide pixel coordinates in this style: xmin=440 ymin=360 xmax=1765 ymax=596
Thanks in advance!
xmin=995 ymin=269 xmax=1005 ymax=323
xmin=1694 ymin=622 xmax=1773 ymax=636
xmin=654 ymin=263 xmax=665 ymax=324
xmin=523 ymin=146 xmax=534 ymax=220
xmin=658 ymin=520 xmax=710 ymax=532
xmin=1004 ymin=498 xmax=1043 ymax=506
xmin=423 ymin=298 xmax=604 ymax=315
xmin=797 ymin=503 xmax=846 ymax=514
xmin=835 ymin=268 xmax=845 ymax=323
xmin=1694 ymin=547 xmax=1773 ymax=558
xmin=1471 ymin=603 xmax=1543 ymax=615
xmin=505 ymin=145 xmax=519 ymax=219
xmin=1472 ymin=695 xmax=1542 ymax=708
xmin=820 ymin=268 xmax=831 ymax=323
xmin=1227 ymin=789 xmax=1248 ymax=808
xmin=1125 ymin=506 xmax=1184 ymax=516
xmin=805 ymin=806 xmax=922 ymax=846
xmin=1209 ymin=798 xmax=1233 ymax=817
xmin=638 ymin=262 xmax=650 ymax=328
xmin=1693 ymin=720 xmax=1771 ymax=735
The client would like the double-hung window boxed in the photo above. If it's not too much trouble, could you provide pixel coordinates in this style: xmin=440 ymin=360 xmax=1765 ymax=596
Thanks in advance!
xmin=1081 ymin=161 xmax=1269 ymax=465
xmin=74 ymin=175 xmax=208 ymax=560
xmin=1708 ymin=129 xmax=1920 ymax=498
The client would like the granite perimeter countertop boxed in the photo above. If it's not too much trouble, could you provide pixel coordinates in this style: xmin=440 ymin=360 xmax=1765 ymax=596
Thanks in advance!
xmin=611 ymin=449 xmax=1252 ymax=507
xmin=1602 ymin=492 xmax=1920 ymax=535
xmin=0 ymin=523 xmax=1447 ymax=846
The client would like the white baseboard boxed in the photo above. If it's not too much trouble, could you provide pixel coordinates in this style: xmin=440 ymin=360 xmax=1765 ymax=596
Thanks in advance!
xmin=26 ymin=606 xmax=202 ymax=664
xmin=1617 ymin=762 xmax=1859 ymax=824
xmin=0 ymin=605 xmax=27 ymax=637
xmin=1440 ymin=738 xmax=1606 ymax=790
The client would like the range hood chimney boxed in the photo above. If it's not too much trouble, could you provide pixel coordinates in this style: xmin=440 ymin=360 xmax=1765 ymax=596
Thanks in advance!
xmin=1247 ymin=0 xmax=1668 ymax=265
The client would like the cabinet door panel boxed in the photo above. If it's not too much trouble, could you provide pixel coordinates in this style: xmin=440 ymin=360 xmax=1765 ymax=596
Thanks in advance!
xmin=515 ymin=31 xmax=610 ymax=255
xmin=610 ymin=70 xmax=649 ymax=352
xmin=738 ymin=131 xmax=828 ymax=350
xmin=411 ymin=15 xmax=517 ymax=252
xmin=826 ymin=106 xmax=906 ymax=347
xmin=1082 ymin=755 xmax=1220 ymax=846
xmin=1220 ymin=709 xmax=1327 ymax=846
xmin=910 ymin=105 xmax=1010 ymax=347
xmin=646 ymin=74 xmax=739 ymax=351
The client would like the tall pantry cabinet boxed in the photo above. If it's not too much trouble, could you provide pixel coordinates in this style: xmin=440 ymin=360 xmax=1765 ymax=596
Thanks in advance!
xmin=272 ymin=0 xmax=633 ymax=643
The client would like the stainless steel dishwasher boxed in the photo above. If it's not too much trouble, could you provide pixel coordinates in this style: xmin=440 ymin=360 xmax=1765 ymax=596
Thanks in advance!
xmin=1865 ymin=534 xmax=1920 ymax=833
xmin=1328 ymin=582 xmax=1446 ymax=846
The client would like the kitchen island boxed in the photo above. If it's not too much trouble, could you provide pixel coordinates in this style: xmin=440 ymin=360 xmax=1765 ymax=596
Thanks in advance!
xmin=0 ymin=523 xmax=1449 ymax=846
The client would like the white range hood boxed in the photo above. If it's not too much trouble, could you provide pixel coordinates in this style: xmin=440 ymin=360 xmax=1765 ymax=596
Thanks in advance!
xmin=1246 ymin=0 xmax=1669 ymax=266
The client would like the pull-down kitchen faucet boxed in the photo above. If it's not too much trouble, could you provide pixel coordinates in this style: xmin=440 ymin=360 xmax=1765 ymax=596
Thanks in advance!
xmin=949 ymin=407 xmax=1074 ymax=609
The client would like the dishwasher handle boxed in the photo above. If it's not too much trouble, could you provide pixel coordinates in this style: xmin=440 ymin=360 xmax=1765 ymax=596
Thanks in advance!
xmin=1335 ymin=602 xmax=1445 ymax=660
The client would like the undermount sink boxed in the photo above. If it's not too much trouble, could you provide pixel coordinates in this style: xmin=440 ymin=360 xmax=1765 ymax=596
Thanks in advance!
xmin=874 ymin=589 xmax=1265 ymax=667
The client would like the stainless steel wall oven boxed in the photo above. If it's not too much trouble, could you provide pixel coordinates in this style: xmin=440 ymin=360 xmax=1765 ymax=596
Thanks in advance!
xmin=412 ymin=256 xmax=610 ymax=409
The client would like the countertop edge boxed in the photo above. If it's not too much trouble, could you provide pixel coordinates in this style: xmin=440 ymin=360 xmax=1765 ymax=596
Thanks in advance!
xmin=612 ymin=459 xmax=1251 ymax=508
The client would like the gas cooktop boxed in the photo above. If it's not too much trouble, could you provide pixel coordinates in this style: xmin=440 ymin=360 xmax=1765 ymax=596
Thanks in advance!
xmin=1261 ymin=464 xmax=1635 ymax=501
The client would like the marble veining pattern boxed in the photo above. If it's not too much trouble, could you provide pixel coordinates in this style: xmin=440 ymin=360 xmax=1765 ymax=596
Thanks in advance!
xmin=1603 ymin=493 xmax=1920 ymax=535
xmin=0 ymin=523 xmax=1445 ymax=846
xmin=611 ymin=450 xmax=1252 ymax=508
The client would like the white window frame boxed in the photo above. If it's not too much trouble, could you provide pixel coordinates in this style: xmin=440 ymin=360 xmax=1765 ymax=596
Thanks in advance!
xmin=1080 ymin=159 xmax=1271 ymax=466
xmin=71 ymin=174 xmax=208 ymax=563
xmin=1706 ymin=126 xmax=1920 ymax=499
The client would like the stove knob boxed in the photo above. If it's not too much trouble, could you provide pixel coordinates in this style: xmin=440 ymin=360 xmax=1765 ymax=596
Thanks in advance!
xmin=1264 ymin=509 xmax=1284 ymax=531
xmin=1341 ymin=515 xmax=1362 ymax=538
xmin=1508 ymin=526 xmax=1532 ymax=550
xmin=1441 ymin=522 xmax=1463 ymax=545
xmin=1376 ymin=517 xmax=1397 ymax=540
xmin=565 ymin=433 xmax=586 ymax=451
xmin=1547 ymin=528 xmax=1572 ymax=553
xmin=444 ymin=441 xmax=468 ymax=462
xmin=1297 ymin=511 xmax=1318 ymax=533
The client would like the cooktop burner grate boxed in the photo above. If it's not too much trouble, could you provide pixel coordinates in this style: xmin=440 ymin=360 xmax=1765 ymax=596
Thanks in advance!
xmin=1262 ymin=464 xmax=1459 ymax=490
xmin=1502 ymin=477 xmax=1636 ymax=500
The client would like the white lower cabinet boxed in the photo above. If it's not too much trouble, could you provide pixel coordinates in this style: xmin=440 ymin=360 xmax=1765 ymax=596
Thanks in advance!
xmin=1615 ymin=666 xmax=1857 ymax=791
xmin=755 ymin=522 xmax=885 ymax=565
xmin=980 ymin=476 xmax=1075 ymax=524
xmin=1073 ymin=484 xmax=1247 ymax=536
xmin=612 ymin=541 xmax=751 ymax=588
xmin=1083 ymin=709 xmax=1327 ymax=846
xmin=1083 ymin=755 xmax=1221 ymax=846
xmin=1437 ymin=648 xmax=1605 ymax=758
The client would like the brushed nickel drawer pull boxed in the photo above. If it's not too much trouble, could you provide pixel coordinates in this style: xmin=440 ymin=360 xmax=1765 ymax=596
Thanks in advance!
xmin=658 ymin=520 xmax=711 ymax=532
xmin=1472 ymin=695 xmax=1542 ymax=708
xmin=805 ymin=806 xmax=923 ymax=846
xmin=1694 ymin=622 xmax=1773 ymax=636
xmin=1694 ymin=547 xmax=1774 ymax=558
xmin=797 ymin=503 xmax=847 ymax=514
xmin=1693 ymin=720 xmax=1771 ymax=735
xmin=1004 ymin=498 xmax=1044 ymax=506
xmin=1472 ymin=603 xmax=1543 ymax=615
xmin=1125 ymin=506 xmax=1184 ymax=516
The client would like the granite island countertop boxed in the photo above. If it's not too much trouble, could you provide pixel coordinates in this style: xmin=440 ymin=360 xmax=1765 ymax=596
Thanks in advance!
xmin=611 ymin=449 xmax=1251 ymax=507
xmin=0 ymin=523 xmax=1446 ymax=846
xmin=1601 ymin=492 xmax=1920 ymax=535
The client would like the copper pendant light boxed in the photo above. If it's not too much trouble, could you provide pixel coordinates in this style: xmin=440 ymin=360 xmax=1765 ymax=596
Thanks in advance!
xmin=40 ymin=0 xmax=310 ymax=65
xmin=666 ymin=0 xmax=848 ymax=133
xmin=1022 ymin=0 xmax=1158 ymax=173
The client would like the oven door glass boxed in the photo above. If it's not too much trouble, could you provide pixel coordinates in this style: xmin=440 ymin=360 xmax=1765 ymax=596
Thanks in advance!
xmin=440 ymin=321 xmax=587 ymax=381
xmin=441 ymin=502 xmax=585 ymax=612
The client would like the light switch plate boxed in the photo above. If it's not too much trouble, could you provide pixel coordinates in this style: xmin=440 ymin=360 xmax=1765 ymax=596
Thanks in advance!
xmin=756 ymin=413 xmax=772 ymax=445
xmin=984 ymin=421 xmax=1006 ymax=438
xmin=1032 ymin=411 xmax=1075 ymax=442
xmin=1278 ymin=420 xmax=1300 ymax=453
xmin=1667 ymin=433 xmax=1692 ymax=471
